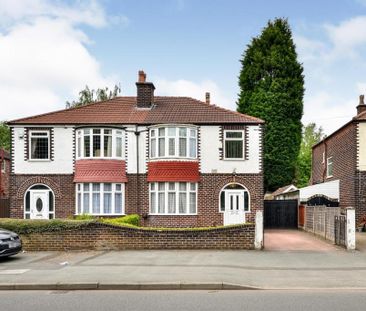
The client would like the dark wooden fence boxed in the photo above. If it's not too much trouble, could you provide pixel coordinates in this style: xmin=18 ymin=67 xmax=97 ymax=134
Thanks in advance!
xmin=0 ymin=198 xmax=10 ymax=218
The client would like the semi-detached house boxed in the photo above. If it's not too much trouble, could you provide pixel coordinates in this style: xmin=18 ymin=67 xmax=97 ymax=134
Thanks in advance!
xmin=8 ymin=71 xmax=264 ymax=228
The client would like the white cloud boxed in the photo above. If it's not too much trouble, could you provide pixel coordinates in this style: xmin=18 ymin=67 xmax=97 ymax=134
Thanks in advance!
xmin=0 ymin=0 xmax=121 ymax=121
xmin=325 ymin=16 xmax=366 ymax=55
xmin=293 ymin=16 xmax=366 ymax=135
xmin=155 ymin=78 xmax=233 ymax=109
xmin=0 ymin=0 xmax=108 ymax=28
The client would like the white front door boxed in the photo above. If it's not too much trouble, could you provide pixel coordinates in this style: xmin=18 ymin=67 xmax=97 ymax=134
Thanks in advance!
xmin=30 ymin=191 xmax=49 ymax=219
xmin=223 ymin=190 xmax=245 ymax=225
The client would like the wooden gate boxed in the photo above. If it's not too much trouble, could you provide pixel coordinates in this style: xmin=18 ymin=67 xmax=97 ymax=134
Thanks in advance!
xmin=335 ymin=215 xmax=346 ymax=247
xmin=0 ymin=198 xmax=10 ymax=218
xmin=264 ymin=200 xmax=298 ymax=229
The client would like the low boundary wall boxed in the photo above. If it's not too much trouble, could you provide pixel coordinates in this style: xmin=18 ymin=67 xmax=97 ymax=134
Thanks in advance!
xmin=20 ymin=222 xmax=255 ymax=251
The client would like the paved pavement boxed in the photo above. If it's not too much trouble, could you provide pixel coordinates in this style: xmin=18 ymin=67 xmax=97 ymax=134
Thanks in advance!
xmin=2 ymin=290 xmax=366 ymax=311
xmin=1 ymin=244 xmax=366 ymax=290
xmin=264 ymin=229 xmax=338 ymax=251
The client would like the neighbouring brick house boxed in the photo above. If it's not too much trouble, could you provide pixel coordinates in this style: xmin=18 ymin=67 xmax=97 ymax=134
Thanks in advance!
xmin=0 ymin=148 xmax=10 ymax=199
xmin=8 ymin=71 xmax=264 ymax=227
xmin=311 ymin=95 xmax=366 ymax=225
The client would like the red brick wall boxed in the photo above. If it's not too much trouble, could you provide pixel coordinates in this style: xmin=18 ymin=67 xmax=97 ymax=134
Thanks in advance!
xmin=126 ymin=173 xmax=263 ymax=228
xmin=0 ymin=158 xmax=10 ymax=199
xmin=10 ymin=172 xmax=263 ymax=227
xmin=20 ymin=222 xmax=255 ymax=251
xmin=10 ymin=174 xmax=75 ymax=219
xmin=312 ymin=122 xmax=360 ymax=220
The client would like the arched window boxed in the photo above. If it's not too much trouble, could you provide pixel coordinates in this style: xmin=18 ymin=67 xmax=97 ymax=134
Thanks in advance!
xmin=219 ymin=183 xmax=250 ymax=213
xmin=24 ymin=184 xmax=54 ymax=219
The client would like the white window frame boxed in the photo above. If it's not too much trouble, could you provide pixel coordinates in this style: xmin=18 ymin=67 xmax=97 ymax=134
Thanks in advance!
xmin=223 ymin=130 xmax=245 ymax=160
xmin=28 ymin=130 xmax=50 ymax=161
xmin=149 ymin=182 xmax=198 ymax=215
xmin=76 ymin=128 xmax=124 ymax=160
xmin=75 ymin=183 xmax=125 ymax=215
xmin=149 ymin=125 xmax=197 ymax=160
xmin=326 ymin=157 xmax=333 ymax=178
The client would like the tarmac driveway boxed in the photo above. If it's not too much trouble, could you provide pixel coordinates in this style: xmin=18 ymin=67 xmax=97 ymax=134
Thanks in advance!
xmin=264 ymin=229 xmax=339 ymax=251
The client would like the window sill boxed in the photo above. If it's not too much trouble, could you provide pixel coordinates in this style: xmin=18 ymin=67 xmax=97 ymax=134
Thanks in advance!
xmin=222 ymin=158 xmax=245 ymax=161
xmin=219 ymin=211 xmax=251 ymax=213
xmin=76 ymin=157 xmax=124 ymax=160
xmin=149 ymin=157 xmax=198 ymax=161
xmin=28 ymin=159 xmax=51 ymax=162
xmin=74 ymin=214 xmax=126 ymax=216
xmin=149 ymin=213 xmax=198 ymax=216
xmin=326 ymin=175 xmax=333 ymax=179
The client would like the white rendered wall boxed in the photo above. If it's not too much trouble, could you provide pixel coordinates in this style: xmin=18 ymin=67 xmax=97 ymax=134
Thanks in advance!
xmin=126 ymin=126 xmax=147 ymax=174
xmin=358 ymin=123 xmax=366 ymax=171
xmin=200 ymin=125 xmax=261 ymax=174
xmin=13 ymin=126 xmax=74 ymax=174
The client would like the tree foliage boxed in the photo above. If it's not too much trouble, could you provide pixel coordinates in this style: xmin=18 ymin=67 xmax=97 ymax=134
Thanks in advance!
xmin=0 ymin=121 xmax=11 ymax=151
xmin=295 ymin=123 xmax=325 ymax=188
xmin=66 ymin=84 xmax=121 ymax=108
xmin=237 ymin=18 xmax=304 ymax=191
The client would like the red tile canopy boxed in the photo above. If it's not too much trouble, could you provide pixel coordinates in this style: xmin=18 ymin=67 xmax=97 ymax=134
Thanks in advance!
xmin=74 ymin=160 xmax=127 ymax=183
xmin=147 ymin=161 xmax=200 ymax=182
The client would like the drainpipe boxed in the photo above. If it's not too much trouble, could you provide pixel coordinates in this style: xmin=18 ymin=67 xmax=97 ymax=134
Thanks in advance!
xmin=135 ymin=125 xmax=141 ymax=216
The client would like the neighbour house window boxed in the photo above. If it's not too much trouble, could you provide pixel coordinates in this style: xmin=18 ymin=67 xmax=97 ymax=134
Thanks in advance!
xmin=224 ymin=130 xmax=244 ymax=160
xmin=76 ymin=128 xmax=124 ymax=159
xmin=1 ymin=160 xmax=5 ymax=172
xmin=149 ymin=182 xmax=197 ymax=215
xmin=322 ymin=152 xmax=325 ymax=164
xmin=29 ymin=131 xmax=50 ymax=160
xmin=150 ymin=126 xmax=197 ymax=159
xmin=327 ymin=157 xmax=333 ymax=178
xmin=76 ymin=183 xmax=124 ymax=215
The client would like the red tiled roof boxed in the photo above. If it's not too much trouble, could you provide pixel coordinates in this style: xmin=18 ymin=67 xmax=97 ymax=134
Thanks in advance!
xmin=74 ymin=159 xmax=127 ymax=183
xmin=147 ymin=161 xmax=200 ymax=182
xmin=8 ymin=97 xmax=263 ymax=125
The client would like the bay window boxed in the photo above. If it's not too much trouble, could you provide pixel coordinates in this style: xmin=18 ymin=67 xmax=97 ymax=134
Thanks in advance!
xmin=76 ymin=183 xmax=124 ymax=215
xmin=150 ymin=126 xmax=197 ymax=159
xmin=150 ymin=182 xmax=197 ymax=215
xmin=76 ymin=128 xmax=124 ymax=159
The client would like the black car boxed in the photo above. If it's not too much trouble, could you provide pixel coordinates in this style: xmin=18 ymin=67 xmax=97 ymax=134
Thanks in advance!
xmin=0 ymin=229 xmax=22 ymax=258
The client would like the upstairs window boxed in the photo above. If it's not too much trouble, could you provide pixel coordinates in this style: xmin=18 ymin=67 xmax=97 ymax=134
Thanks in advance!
xmin=150 ymin=126 xmax=197 ymax=159
xmin=224 ymin=130 xmax=244 ymax=160
xmin=29 ymin=131 xmax=50 ymax=160
xmin=327 ymin=157 xmax=333 ymax=178
xmin=76 ymin=128 xmax=124 ymax=159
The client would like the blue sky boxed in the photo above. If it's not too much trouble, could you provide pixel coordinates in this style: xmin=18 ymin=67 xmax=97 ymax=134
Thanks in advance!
xmin=1 ymin=0 xmax=366 ymax=134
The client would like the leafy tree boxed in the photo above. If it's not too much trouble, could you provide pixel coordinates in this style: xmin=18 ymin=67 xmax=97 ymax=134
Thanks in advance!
xmin=66 ymin=84 xmax=121 ymax=108
xmin=0 ymin=122 xmax=11 ymax=151
xmin=237 ymin=18 xmax=304 ymax=191
xmin=295 ymin=123 xmax=325 ymax=188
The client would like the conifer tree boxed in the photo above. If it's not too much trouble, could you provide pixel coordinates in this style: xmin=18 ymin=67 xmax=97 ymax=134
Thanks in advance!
xmin=238 ymin=18 xmax=304 ymax=191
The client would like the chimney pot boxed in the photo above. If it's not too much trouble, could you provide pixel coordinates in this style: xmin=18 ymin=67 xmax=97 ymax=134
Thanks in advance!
xmin=138 ymin=70 xmax=146 ymax=83
xmin=205 ymin=92 xmax=210 ymax=105
xmin=357 ymin=94 xmax=366 ymax=115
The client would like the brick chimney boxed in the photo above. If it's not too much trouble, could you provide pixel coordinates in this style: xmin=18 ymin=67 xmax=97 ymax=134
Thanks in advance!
xmin=136 ymin=70 xmax=155 ymax=108
xmin=205 ymin=92 xmax=210 ymax=105
xmin=357 ymin=94 xmax=366 ymax=115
